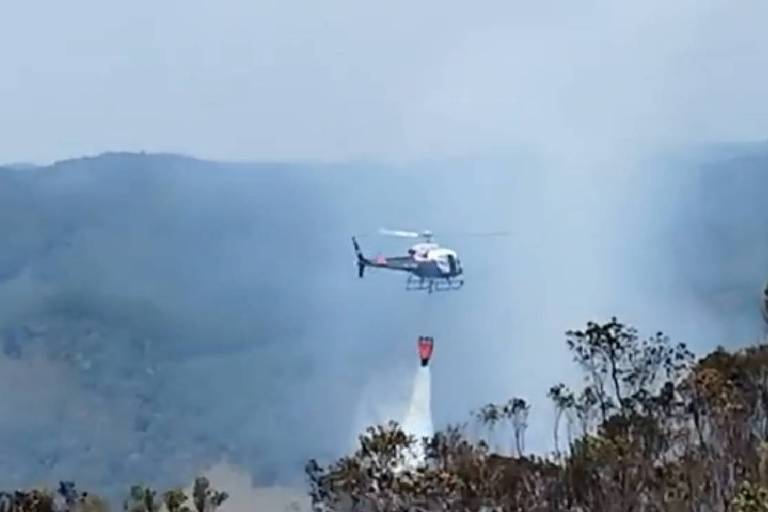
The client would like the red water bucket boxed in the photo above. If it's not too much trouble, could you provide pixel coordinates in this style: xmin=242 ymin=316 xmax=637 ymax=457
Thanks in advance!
xmin=417 ymin=336 xmax=434 ymax=365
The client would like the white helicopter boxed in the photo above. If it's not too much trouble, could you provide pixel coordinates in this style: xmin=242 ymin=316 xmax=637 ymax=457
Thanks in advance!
xmin=351 ymin=228 xmax=505 ymax=293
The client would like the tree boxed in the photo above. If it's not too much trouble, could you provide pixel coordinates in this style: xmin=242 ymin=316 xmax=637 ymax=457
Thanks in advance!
xmin=502 ymin=398 xmax=531 ymax=457
xmin=547 ymin=383 xmax=574 ymax=457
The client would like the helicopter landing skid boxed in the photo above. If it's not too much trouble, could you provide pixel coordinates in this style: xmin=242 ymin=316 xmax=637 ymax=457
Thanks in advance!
xmin=406 ymin=275 xmax=464 ymax=293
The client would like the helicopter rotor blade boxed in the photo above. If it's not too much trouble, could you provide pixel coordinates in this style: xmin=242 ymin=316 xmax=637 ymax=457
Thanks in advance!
xmin=375 ymin=227 xmax=509 ymax=240
xmin=378 ymin=228 xmax=424 ymax=238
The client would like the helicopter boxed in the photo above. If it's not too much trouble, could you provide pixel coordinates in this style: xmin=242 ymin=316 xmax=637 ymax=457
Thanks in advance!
xmin=351 ymin=228 xmax=506 ymax=293
xmin=352 ymin=229 xmax=463 ymax=293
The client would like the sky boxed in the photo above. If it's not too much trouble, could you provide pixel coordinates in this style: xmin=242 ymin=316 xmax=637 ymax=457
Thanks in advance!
xmin=2 ymin=0 xmax=768 ymax=164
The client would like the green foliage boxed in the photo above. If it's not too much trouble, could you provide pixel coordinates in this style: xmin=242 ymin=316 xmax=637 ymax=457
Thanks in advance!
xmin=731 ymin=482 xmax=768 ymax=512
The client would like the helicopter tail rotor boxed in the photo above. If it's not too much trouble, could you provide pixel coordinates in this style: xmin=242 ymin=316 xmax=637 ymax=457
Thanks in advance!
xmin=352 ymin=237 xmax=367 ymax=278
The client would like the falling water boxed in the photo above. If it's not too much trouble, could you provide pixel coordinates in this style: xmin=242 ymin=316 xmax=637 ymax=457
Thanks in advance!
xmin=400 ymin=365 xmax=433 ymax=467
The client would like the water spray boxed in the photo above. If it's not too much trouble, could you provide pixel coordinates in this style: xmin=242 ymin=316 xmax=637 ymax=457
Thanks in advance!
xmin=399 ymin=336 xmax=435 ymax=468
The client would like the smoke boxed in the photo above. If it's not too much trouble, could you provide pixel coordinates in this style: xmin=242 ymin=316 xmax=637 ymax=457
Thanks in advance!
xmin=350 ymin=356 xmax=434 ymax=451
xmin=191 ymin=462 xmax=309 ymax=512
xmin=350 ymin=364 xmax=411 ymax=452
xmin=353 ymin=362 xmax=433 ymax=470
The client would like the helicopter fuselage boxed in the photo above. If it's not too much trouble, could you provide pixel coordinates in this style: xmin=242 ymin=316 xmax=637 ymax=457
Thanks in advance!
xmin=408 ymin=244 xmax=463 ymax=278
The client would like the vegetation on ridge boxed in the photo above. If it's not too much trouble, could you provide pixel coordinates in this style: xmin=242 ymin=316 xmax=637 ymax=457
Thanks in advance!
xmin=307 ymin=317 xmax=768 ymax=511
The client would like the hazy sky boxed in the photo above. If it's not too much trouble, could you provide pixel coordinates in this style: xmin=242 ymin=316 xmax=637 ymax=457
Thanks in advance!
xmin=2 ymin=0 xmax=768 ymax=164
